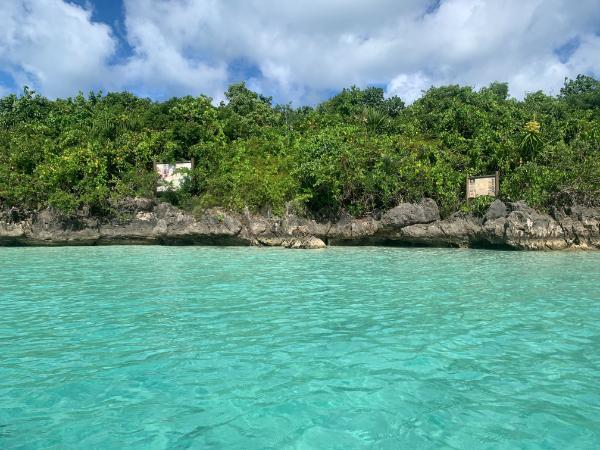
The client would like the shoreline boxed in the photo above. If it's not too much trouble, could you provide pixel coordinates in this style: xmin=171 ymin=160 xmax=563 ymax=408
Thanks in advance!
xmin=1 ymin=198 xmax=599 ymax=250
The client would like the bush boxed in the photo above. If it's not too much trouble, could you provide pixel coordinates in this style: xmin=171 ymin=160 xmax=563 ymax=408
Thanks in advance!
xmin=1 ymin=78 xmax=598 ymax=216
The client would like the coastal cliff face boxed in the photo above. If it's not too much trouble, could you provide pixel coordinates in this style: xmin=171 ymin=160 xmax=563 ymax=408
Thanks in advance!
xmin=1 ymin=198 xmax=599 ymax=250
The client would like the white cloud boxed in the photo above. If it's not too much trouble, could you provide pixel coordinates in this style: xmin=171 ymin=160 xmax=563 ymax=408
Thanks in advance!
xmin=0 ymin=0 xmax=116 ymax=98
xmin=386 ymin=73 xmax=433 ymax=105
xmin=119 ymin=0 xmax=600 ymax=103
xmin=116 ymin=0 xmax=228 ymax=100
xmin=567 ymin=33 xmax=600 ymax=79
xmin=0 ymin=0 xmax=599 ymax=103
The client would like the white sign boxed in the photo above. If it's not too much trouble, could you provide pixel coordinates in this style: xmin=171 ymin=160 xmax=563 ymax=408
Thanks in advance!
xmin=467 ymin=173 xmax=499 ymax=199
xmin=155 ymin=162 xmax=192 ymax=192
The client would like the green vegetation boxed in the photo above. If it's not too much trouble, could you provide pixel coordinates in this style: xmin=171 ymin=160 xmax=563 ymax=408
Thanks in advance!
xmin=1 ymin=77 xmax=599 ymax=217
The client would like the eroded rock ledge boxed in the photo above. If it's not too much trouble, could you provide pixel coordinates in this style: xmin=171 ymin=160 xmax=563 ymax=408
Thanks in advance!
xmin=1 ymin=198 xmax=599 ymax=250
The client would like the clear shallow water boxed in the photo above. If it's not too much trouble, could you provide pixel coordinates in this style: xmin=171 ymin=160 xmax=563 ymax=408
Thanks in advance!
xmin=1 ymin=247 xmax=599 ymax=449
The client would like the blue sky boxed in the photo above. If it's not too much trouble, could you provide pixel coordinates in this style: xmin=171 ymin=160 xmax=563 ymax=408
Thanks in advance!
xmin=1 ymin=0 xmax=599 ymax=105
xmin=69 ymin=0 xmax=123 ymax=26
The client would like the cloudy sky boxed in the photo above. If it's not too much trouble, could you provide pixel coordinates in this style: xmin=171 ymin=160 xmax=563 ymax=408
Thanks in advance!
xmin=1 ymin=0 xmax=599 ymax=104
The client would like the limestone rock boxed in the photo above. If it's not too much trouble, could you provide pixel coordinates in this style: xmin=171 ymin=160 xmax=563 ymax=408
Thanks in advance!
xmin=484 ymin=199 xmax=508 ymax=222
xmin=551 ymin=206 xmax=600 ymax=249
xmin=1 ymin=198 xmax=598 ymax=250
xmin=283 ymin=236 xmax=326 ymax=249
xmin=484 ymin=208 xmax=567 ymax=250
xmin=401 ymin=215 xmax=482 ymax=247
xmin=329 ymin=214 xmax=378 ymax=241
xmin=280 ymin=214 xmax=330 ymax=238
xmin=380 ymin=198 xmax=440 ymax=229
xmin=113 ymin=197 xmax=155 ymax=212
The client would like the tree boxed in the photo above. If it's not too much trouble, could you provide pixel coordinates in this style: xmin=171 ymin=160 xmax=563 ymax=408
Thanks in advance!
xmin=220 ymin=83 xmax=276 ymax=140
xmin=318 ymin=86 xmax=404 ymax=118
xmin=560 ymin=74 xmax=600 ymax=110
xmin=0 ymin=78 xmax=598 ymax=214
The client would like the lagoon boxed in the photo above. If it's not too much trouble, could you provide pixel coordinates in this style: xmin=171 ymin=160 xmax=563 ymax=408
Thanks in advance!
xmin=1 ymin=247 xmax=599 ymax=448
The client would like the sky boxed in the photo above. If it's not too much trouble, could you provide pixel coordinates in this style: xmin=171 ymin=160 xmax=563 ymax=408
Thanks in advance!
xmin=0 ymin=0 xmax=599 ymax=105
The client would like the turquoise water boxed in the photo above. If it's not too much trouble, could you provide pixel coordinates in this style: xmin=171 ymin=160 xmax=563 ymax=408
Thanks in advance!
xmin=1 ymin=247 xmax=599 ymax=449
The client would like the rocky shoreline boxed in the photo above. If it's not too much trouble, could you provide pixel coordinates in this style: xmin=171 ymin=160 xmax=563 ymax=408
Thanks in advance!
xmin=1 ymin=198 xmax=599 ymax=250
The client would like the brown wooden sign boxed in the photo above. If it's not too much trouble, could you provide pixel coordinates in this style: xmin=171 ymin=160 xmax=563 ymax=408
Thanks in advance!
xmin=466 ymin=171 xmax=499 ymax=199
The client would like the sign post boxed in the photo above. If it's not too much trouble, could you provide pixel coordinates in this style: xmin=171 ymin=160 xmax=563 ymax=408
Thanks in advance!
xmin=466 ymin=171 xmax=499 ymax=200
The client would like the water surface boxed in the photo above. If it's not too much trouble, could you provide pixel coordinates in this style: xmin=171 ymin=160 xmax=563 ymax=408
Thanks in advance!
xmin=1 ymin=247 xmax=599 ymax=449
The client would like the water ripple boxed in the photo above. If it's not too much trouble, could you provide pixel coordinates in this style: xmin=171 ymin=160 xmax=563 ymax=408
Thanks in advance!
xmin=0 ymin=247 xmax=599 ymax=448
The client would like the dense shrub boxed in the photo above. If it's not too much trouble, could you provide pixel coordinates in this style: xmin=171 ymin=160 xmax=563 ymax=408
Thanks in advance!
xmin=0 ymin=78 xmax=598 ymax=216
